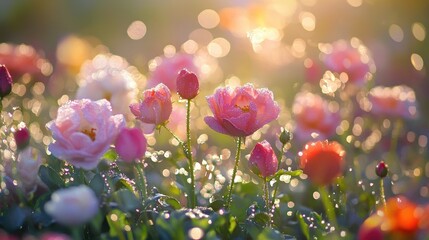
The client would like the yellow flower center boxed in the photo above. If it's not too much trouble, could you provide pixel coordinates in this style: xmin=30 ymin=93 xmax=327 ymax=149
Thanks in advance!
xmin=81 ymin=128 xmax=97 ymax=141
xmin=235 ymin=104 xmax=250 ymax=112
xmin=103 ymin=92 xmax=112 ymax=101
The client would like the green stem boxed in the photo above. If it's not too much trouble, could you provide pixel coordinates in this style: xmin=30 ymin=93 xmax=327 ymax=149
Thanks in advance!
xmin=71 ymin=226 xmax=83 ymax=240
xmin=226 ymin=137 xmax=243 ymax=209
xmin=271 ymin=143 xmax=285 ymax=210
xmin=387 ymin=119 xmax=403 ymax=173
xmin=319 ymin=186 xmax=338 ymax=231
xmin=186 ymin=99 xmax=196 ymax=208
xmin=380 ymin=178 xmax=386 ymax=208
xmin=162 ymin=125 xmax=184 ymax=146
xmin=264 ymin=178 xmax=271 ymax=227
xmin=135 ymin=162 xmax=147 ymax=200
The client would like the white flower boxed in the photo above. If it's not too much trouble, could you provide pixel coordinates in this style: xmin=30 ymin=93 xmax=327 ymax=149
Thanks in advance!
xmin=17 ymin=147 xmax=43 ymax=193
xmin=76 ymin=53 xmax=139 ymax=119
xmin=45 ymin=185 xmax=99 ymax=226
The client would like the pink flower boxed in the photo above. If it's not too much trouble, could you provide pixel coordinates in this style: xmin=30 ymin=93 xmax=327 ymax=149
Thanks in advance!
xmin=44 ymin=185 xmax=99 ymax=226
xmin=115 ymin=128 xmax=147 ymax=162
xmin=46 ymin=99 xmax=125 ymax=170
xmin=14 ymin=126 xmax=30 ymax=150
xmin=367 ymin=85 xmax=417 ymax=119
xmin=292 ymin=92 xmax=340 ymax=143
xmin=130 ymin=83 xmax=172 ymax=129
xmin=0 ymin=64 xmax=12 ymax=99
xmin=17 ymin=147 xmax=43 ymax=193
xmin=176 ymin=69 xmax=199 ymax=100
xmin=205 ymin=84 xmax=280 ymax=137
xmin=323 ymin=39 xmax=372 ymax=86
xmin=248 ymin=140 xmax=278 ymax=178
xmin=40 ymin=232 xmax=72 ymax=240
xmin=146 ymin=54 xmax=198 ymax=92
xmin=0 ymin=43 xmax=50 ymax=77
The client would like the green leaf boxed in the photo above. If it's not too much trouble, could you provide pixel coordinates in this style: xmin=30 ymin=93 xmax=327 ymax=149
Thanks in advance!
xmin=209 ymin=199 xmax=226 ymax=212
xmin=297 ymin=213 xmax=310 ymax=240
xmin=103 ymin=149 xmax=118 ymax=161
xmin=107 ymin=209 xmax=128 ymax=238
xmin=0 ymin=206 xmax=27 ymax=231
xmin=164 ymin=197 xmax=181 ymax=210
xmin=253 ymin=212 xmax=270 ymax=226
xmin=113 ymin=189 xmax=140 ymax=212
xmin=89 ymin=174 xmax=105 ymax=197
xmin=268 ymin=169 xmax=303 ymax=181
xmin=39 ymin=165 xmax=65 ymax=190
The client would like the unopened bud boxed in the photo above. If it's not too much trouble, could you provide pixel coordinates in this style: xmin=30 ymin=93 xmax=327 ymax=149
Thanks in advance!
xmin=375 ymin=161 xmax=388 ymax=178
xmin=0 ymin=65 xmax=12 ymax=99
xmin=279 ymin=128 xmax=292 ymax=145
xmin=14 ymin=127 xmax=30 ymax=150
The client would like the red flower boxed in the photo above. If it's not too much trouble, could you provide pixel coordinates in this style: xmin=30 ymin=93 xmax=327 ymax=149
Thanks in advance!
xmin=299 ymin=140 xmax=345 ymax=185
xmin=14 ymin=126 xmax=30 ymax=150
xmin=0 ymin=65 xmax=12 ymax=99
xmin=176 ymin=69 xmax=199 ymax=100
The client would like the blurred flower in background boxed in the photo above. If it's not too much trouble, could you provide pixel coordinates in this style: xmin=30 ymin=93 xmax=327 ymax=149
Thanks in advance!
xmin=292 ymin=91 xmax=340 ymax=143
xmin=76 ymin=53 xmax=140 ymax=119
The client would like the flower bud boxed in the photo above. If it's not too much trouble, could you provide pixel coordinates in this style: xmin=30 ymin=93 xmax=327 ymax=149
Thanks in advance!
xmin=176 ymin=69 xmax=199 ymax=100
xmin=0 ymin=65 xmax=12 ymax=99
xmin=279 ymin=128 xmax=292 ymax=145
xmin=115 ymin=127 xmax=147 ymax=162
xmin=14 ymin=127 xmax=30 ymax=150
xmin=375 ymin=161 xmax=388 ymax=178
xmin=248 ymin=140 xmax=278 ymax=178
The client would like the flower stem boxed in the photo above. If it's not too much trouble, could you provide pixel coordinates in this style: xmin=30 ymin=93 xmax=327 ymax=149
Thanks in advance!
xmin=226 ymin=137 xmax=242 ymax=209
xmin=319 ymin=186 xmax=338 ymax=231
xmin=162 ymin=125 xmax=184 ymax=146
xmin=380 ymin=178 xmax=386 ymax=208
xmin=271 ymin=143 xmax=285 ymax=211
xmin=264 ymin=178 xmax=271 ymax=227
xmin=135 ymin=162 xmax=147 ymax=201
xmin=185 ymin=99 xmax=196 ymax=208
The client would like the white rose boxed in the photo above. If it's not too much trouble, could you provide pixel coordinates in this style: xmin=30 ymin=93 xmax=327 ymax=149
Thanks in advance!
xmin=45 ymin=185 xmax=99 ymax=226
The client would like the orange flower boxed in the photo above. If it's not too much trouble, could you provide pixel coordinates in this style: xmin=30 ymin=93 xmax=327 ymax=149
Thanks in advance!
xmin=358 ymin=196 xmax=428 ymax=240
xmin=299 ymin=140 xmax=345 ymax=185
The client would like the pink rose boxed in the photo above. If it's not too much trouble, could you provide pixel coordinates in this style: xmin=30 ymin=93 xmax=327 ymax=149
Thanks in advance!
xmin=367 ymin=85 xmax=417 ymax=119
xmin=130 ymin=83 xmax=172 ymax=129
xmin=293 ymin=92 xmax=340 ymax=143
xmin=248 ymin=140 xmax=278 ymax=178
xmin=46 ymin=99 xmax=125 ymax=170
xmin=205 ymin=84 xmax=280 ymax=137
xmin=115 ymin=128 xmax=147 ymax=162
xmin=176 ymin=69 xmax=199 ymax=100
xmin=323 ymin=39 xmax=372 ymax=87
xmin=146 ymin=54 xmax=198 ymax=92
xmin=44 ymin=185 xmax=99 ymax=226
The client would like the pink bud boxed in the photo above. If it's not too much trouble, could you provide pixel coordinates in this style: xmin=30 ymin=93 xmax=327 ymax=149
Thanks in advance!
xmin=115 ymin=128 xmax=147 ymax=162
xmin=176 ymin=69 xmax=199 ymax=100
xmin=0 ymin=65 xmax=12 ymax=99
xmin=248 ymin=140 xmax=278 ymax=178
xmin=14 ymin=127 xmax=30 ymax=150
